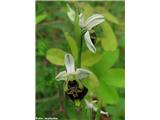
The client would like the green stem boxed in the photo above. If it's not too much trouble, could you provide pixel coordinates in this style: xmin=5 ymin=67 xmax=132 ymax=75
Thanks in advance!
xmin=78 ymin=35 xmax=83 ymax=68
xmin=91 ymin=109 xmax=95 ymax=120
xmin=76 ymin=107 xmax=82 ymax=120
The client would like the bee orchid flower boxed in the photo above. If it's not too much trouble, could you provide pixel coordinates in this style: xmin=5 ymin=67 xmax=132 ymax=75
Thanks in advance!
xmin=67 ymin=4 xmax=105 ymax=53
xmin=85 ymin=99 xmax=109 ymax=116
xmin=56 ymin=53 xmax=91 ymax=81
xmin=56 ymin=53 xmax=91 ymax=106
xmin=79 ymin=13 xmax=104 ymax=53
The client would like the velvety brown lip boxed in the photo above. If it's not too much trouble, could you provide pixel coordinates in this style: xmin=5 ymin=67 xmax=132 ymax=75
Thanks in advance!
xmin=65 ymin=80 xmax=88 ymax=101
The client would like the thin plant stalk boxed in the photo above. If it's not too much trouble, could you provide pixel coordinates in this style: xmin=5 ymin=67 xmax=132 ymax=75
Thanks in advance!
xmin=77 ymin=34 xmax=83 ymax=68
xmin=74 ymin=5 xmax=83 ymax=119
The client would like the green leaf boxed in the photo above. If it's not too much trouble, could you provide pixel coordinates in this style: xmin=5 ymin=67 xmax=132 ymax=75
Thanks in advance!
xmin=36 ymin=13 xmax=47 ymax=24
xmin=92 ymin=49 xmax=119 ymax=76
xmin=82 ymin=3 xmax=94 ymax=20
xmin=64 ymin=32 xmax=78 ymax=60
xmin=83 ymin=72 xmax=99 ymax=93
xmin=96 ymin=81 xmax=119 ymax=104
xmin=81 ymin=50 xmax=102 ymax=67
xmin=96 ymin=7 xmax=119 ymax=24
xmin=107 ymin=97 xmax=125 ymax=119
xmin=46 ymin=48 xmax=66 ymax=65
xmin=101 ymin=21 xmax=118 ymax=51
xmin=100 ymin=69 xmax=125 ymax=88
xmin=104 ymin=11 xmax=120 ymax=24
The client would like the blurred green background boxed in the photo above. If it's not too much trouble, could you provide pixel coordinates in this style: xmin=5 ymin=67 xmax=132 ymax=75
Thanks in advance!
xmin=36 ymin=1 xmax=125 ymax=120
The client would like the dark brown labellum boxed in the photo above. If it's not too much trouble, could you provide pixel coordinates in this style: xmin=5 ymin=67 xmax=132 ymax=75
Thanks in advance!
xmin=90 ymin=31 xmax=96 ymax=45
xmin=65 ymin=80 xmax=88 ymax=101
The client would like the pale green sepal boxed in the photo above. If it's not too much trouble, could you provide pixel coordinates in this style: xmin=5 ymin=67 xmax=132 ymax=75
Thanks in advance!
xmin=55 ymin=71 xmax=67 ymax=81
xmin=86 ymin=18 xmax=105 ymax=30
xmin=76 ymin=68 xmax=91 ymax=80
xmin=84 ymin=31 xmax=96 ymax=53
xmin=86 ymin=14 xmax=104 ymax=25
xmin=67 ymin=4 xmax=75 ymax=23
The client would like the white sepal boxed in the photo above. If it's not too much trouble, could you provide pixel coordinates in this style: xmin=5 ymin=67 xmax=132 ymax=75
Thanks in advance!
xmin=67 ymin=4 xmax=75 ymax=23
xmin=76 ymin=68 xmax=91 ymax=80
xmin=55 ymin=71 xmax=67 ymax=81
xmin=86 ymin=14 xmax=104 ymax=25
xmin=64 ymin=54 xmax=75 ymax=73
xmin=79 ymin=13 xmax=86 ymax=28
xmin=84 ymin=31 xmax=96 ymax=53
xmin=86 ymin=18 xmax=104 ymax=30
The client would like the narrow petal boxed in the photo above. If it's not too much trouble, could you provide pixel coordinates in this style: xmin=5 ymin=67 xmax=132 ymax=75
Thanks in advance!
xmin=86 ymin=14 xmax=104 ymax=30
xmin=86 ymin=14 xmax=104 ymax=24
xmin=86 ymin=18 xmax=105 ymax=30
xmin=76 ymin=68 xmax=91 ymax=80
xmin=64 ymin=54 xmax=75 ymax=73
xmin=67 ymin=4 xmax=75 ymax=22
xmin=55 ymin=71 xmax=68 ymax=81
xmin=100 ymin=111 xmax=109 ymax=116
xmin=84 ymin=31 xmax=96 ymax=53
xmin=85 ymin=99 xmax=94 ymax=109
xmin=85 ymin=99 xmax=98 ymax=111
xmin=79 ymin=13 xmax=86 ymax=28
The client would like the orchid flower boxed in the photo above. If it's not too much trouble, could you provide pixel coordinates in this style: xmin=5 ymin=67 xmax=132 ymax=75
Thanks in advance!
xmin=56 ymin=53 xmax=91 ymax=81
xmin=85 ymin=99 xmax=109 ymax=116
xmin=55 ymin=53 xmax=91 ymax=106
xmin=67 ymin=4 xmax=105 ymax=53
